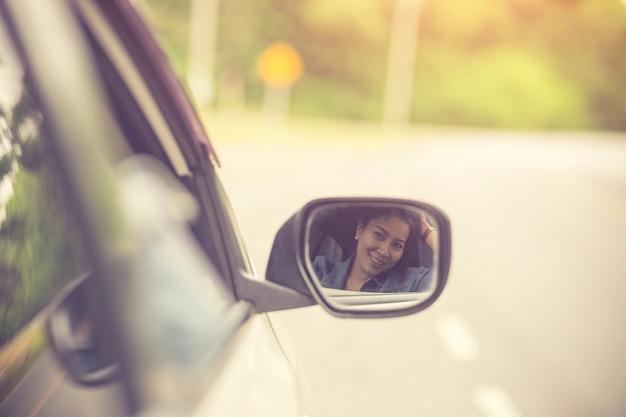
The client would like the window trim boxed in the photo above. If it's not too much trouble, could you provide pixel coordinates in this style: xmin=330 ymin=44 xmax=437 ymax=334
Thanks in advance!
xmin=75 ymin=0 xmax=190 ymax=177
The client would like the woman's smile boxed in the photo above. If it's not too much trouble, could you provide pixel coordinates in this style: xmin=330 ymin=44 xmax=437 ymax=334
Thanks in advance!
xmin=369 ymin=253 xmax=387 ymax=268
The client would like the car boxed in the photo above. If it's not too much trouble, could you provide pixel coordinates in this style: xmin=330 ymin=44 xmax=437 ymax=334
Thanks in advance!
xmin=0 ymin=0 xmax=452 ymax=416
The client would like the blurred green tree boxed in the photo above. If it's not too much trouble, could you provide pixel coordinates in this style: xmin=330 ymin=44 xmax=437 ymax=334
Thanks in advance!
xmin=141 ymin=0 xmax=626 ymax=131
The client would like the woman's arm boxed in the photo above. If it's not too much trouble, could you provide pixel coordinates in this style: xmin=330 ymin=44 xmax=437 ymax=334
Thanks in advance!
xmin=420 ymin=216 xmax=438 ymax=250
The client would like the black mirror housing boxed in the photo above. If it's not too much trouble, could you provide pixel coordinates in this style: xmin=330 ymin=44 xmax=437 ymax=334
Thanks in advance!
xmin=266 ymin=197 xmax=452 ymax=318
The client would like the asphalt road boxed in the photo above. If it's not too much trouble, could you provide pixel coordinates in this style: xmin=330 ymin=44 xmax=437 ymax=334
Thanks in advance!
xmin=213 ymin=120 xmax=626 ymax=417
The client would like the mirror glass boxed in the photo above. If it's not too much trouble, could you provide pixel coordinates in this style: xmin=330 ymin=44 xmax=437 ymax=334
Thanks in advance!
xmin=304 ymin=202 xmax=439 ymax=311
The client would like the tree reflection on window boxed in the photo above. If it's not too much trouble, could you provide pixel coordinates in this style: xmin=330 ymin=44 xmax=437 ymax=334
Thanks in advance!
xmin=0 ymin=70 xmax=89 ymax=400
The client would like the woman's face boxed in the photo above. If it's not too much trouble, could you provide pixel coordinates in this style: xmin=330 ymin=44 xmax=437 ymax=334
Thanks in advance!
xmin=354 ymin=215 xmax=410 ymax=278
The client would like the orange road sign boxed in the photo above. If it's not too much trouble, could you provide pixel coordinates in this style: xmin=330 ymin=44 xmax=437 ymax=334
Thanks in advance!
xmin=256 ymin=43 xmax=304 ymax=88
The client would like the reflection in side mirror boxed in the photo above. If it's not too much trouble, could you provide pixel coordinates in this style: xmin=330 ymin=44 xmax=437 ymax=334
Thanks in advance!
xmin=309 ymin=204 xmax=436 ymax=293
xmin=295 ymin=198 xmax=451 ymax=318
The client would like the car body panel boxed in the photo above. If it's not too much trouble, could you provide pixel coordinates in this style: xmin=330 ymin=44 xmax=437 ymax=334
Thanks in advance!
xmin=188 ymin=314 xmax=300 ymax=417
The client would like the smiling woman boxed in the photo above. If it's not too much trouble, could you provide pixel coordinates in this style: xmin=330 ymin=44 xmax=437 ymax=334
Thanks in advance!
xmin=310 ymin=205 xmax=437 ymax=293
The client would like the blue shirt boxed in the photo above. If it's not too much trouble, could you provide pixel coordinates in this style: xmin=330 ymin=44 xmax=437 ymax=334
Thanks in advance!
xmin=312 ymin=253 xmax=433 ymax=293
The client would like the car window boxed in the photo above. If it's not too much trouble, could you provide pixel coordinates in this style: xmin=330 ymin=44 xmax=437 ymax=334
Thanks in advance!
xmin=0 ymin=24 xmax=92 ymax=404
xmin=77 ymin=0 xmax=258 ymax=283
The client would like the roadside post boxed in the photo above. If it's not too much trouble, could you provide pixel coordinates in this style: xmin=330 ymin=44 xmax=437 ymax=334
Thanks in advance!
xmin=187 ymin=0 xmax=220 ymax=107
xmin=383 ymin=0 xmax=423 ymax=128
xmin=255 ymin=43 xmax=303 ymax=130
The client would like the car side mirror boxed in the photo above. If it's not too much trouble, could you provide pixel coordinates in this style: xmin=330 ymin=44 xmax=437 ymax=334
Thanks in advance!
xmin=46 ymin=274 xmax=119 ymax=386
xmin=266 ymin=197 xmax=451 ymax=318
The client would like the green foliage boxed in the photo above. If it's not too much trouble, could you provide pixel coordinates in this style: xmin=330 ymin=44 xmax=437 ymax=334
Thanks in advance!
xmin=140 ymin=0 xmax=626 ymax=131
xmin=418 ymin=0 xmax=626 ymax=130
xmin=0 ymin=66 xmax=89 ymax=345
xmin=413 ymin=47 xmax=591 ymax=129
xmin=0 ymin=150 xmax=88 ymax=344
xmin=139 ymin=0 xmax=192 ymax=74
xmin=291 ymin=76 xmax=383 ymax=120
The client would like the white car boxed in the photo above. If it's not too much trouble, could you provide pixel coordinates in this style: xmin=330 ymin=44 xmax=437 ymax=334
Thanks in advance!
xmin=0 ymin=0 xmax=451 ymax=416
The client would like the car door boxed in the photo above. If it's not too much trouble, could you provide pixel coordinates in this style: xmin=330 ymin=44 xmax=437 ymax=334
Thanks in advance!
xmin=0 ymin=11 xmax=129 ymax=416
xmin=0 ymin=0 xmax=303 ymax=416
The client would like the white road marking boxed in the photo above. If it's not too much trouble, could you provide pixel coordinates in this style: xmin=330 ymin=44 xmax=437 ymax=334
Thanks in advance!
xmin=473 ymin=385 xmax=525 ymax=417
xmin=435 ymin=313 xmax=480 ymax=361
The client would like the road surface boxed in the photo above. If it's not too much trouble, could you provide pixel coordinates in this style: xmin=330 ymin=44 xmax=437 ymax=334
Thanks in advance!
xmin=211 ymin=116 xmax=626 ymax=417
